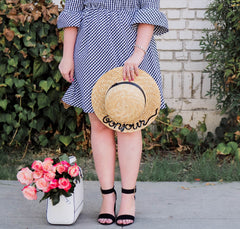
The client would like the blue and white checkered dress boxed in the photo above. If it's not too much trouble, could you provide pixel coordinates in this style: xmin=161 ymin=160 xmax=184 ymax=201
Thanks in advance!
xmin=57 ymin=0 xmax=168 ymax=113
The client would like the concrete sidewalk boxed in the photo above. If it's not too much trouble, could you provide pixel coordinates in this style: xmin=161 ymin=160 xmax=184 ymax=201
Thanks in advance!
xmin=0 ymin=180 xmax=240 ymax=229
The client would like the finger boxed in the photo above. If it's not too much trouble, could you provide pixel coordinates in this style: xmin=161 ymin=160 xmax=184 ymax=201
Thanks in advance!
xmin=134 ymin=65 xmax=139 ymax=77
xmin=126 ymin=67 xmax=131 ymax=82
xmin=70 ymin=69 xmax=74 ymax=82
xmin=63 ymin=73 xmax=72 ymax=83
xmin=122 ymin=67 xmax=126 ymax=81
xmin=123 ymin=63 xmax=131 ymax=81
xmin=129 ymin=67 xmax=135 ymax=81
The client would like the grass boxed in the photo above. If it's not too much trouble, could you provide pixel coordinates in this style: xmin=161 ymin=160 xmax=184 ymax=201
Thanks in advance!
xmin=138 ymin=155 xmax=240 ymax=182
xmin=1 ymin=147 xmax=240 ymax=182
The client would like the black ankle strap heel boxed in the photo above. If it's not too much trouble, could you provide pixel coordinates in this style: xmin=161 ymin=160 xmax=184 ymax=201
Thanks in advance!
xmin=98 ymin=187 xmax=117 ymax=225
xmin=116 ymin=186 xmax=136 ymax=227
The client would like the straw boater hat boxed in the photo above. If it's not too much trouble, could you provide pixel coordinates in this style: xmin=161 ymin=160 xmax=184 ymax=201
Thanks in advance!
xmin=91 ymin=67 xmax=161 ymax=133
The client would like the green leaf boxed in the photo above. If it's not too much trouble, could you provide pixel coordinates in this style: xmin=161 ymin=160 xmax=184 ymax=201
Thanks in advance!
xmin=66 ymin=119 xmax=76 ymax=132
xmin=37 ymin=93 xmax=50 ymax=109
xmin=236 ymin=148 xmax=240 ymax=161
xmin=216 ymin=143 xmax=232 ymax=155
xmin=23 ymin=34 xmax=36 ymax=47
xmin=167 ymin=125 xmax=173 ymax=132
xmin=14 ymin=104 xmax=23 ymax=113
xmin=45 ymin=106 xmax=56 ymax=122
xmin=33 ymin=59 xmax=48 ymax=78
xmin=62 ymin=190 xmax=72 ymax=198
xmin=172 ymin=115 xmax=183 ymax=126
xmin=13 ymin=37 xmax=21 ymax=50
xmin=28 ymin=111 xmax=36 ymax=120
xmin=39 ymin=78 xmax=53 ymax=93
xmin=5 ymin=78 xmax=13 ymax=88
xmin=14 ymin=79 xmax=25 ymax=88
xmin=180 ymin=128 xmax=190 ymax=136
xmin=186 ymin=130 xmax=199 ymax=145
xmin=38 ymin=23 xmax=50 ymax=38
xmin=227 ymin=141 xmax=238 ymax=153
xmin=27 ymin=101 xmax=36 ymax=109
xmin=6 ymin=113 xmax=16 ymax=125
xmin=8 ymin=56 xmax=19 ymax=68
xmin=0 ymin=36 xmax=5 ymax=47
xmin=39 ymin=135 xmax=48 ymax=147
xmin=15 ymin=127 xmax=28 ymax=141
xmin=52 ymin=193 xmax=60 ymax=206
xmin=11 ymin=27 xmax=23 ymax=39
xmin=199 ymin=123 xmax=207 ymax=133
xmin=59 ymin=135 xmax=72 ymax=147
xmin=21 ymin=60 xmax=31 ymax=69
xmin=75 ymin=107 xmax=83 ymax=116
xmin=0 ymin=114 xmax=6 ymax=122
xmin=19 ymin=112 xmax=27 ymax=121
xmin=54 ymin=50 xmax=63 ymax=63
xmin=0 ymin=99 xmax=8 ymax=111
xmin=29 ymin=47 xmax=39 ymax=57
xmin=34 ymin=118 xmax=45 ymax=132
xmin=3 ymin=124 xmax=13 ymax=135
xmin=7 ymin=65 xmax=15 ymax=74
xmin=53 ymin=70 xmax=62 ymax=83
xmin=0 ymin=64 xmax=7 ymax=76
xmin=59 ymin=153 xmax=70 ymax=162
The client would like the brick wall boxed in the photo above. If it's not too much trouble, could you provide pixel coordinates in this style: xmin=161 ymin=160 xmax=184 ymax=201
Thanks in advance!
xmin=157 ymin=0 xmax=221 ymax=132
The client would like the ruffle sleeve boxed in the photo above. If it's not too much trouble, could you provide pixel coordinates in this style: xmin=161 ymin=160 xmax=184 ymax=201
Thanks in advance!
xmin=131 ymin=0 xmax=168 ymax=36
xmin=57 ymin=0 xmax=84 ymax=29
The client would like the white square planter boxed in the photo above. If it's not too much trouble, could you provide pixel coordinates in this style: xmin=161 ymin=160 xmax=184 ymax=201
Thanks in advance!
xmin=46 ymin=157 xmax=84 ymax=225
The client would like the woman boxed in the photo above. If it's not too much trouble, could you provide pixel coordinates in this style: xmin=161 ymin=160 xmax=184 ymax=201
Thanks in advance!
xmin=57 ymin=0 xmax=168 ymax=226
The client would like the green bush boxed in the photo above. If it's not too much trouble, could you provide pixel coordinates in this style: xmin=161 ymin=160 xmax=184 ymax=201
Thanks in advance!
xmin=142 ymin=107 xmax=207 ymax=156
xmin=0 ymin=0 xmax=90 ymax=154
xmin=200 ymin=0 xmax=240 ymax=113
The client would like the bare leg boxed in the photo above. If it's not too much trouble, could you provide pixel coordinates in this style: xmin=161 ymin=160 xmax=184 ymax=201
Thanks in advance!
xmin=116 ymin=130 xmax=142 ymax=225
xmin=89 ymin=113 xmax=116 ymax=224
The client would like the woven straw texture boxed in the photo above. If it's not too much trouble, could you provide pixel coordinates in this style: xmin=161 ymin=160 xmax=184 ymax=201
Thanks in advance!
xmin=91 ymin=67 xmax=161 ymax=133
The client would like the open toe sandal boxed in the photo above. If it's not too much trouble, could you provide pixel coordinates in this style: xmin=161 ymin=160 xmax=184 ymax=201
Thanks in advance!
xmin=116 ymin=187 xmax=136 ymax=227
xmin=98 ymin=187 xmax=117 ymax=225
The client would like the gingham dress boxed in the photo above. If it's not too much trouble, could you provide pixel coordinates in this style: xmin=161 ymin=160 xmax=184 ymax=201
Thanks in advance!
xmin=57 ymin=0 xmax=168 ymax=113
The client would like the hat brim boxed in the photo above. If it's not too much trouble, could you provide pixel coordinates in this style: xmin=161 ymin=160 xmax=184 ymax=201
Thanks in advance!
xmin=91 ymin=67 xmax=161 ymax=133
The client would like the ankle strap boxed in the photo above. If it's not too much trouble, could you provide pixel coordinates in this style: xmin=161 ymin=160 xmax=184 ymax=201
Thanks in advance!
xmin=100 ymin=187 xmax=115 ymax=195
xmin=122 ymin=187 xmax=136 ymax=194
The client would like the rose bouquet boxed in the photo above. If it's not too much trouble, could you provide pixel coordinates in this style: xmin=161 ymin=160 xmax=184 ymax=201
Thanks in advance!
xmin=17 ymin=154 xmax=81 ymax=206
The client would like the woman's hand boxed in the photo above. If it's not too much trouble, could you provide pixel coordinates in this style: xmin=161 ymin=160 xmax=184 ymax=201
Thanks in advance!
xmin=59 ymin=57 xmax=74 ymax=83
xmin=123 ymin=49 xmax=145 ymax=81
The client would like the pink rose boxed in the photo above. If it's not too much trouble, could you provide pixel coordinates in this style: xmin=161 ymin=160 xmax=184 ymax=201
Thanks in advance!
xmin=31 ymin=160 xmax=43 ymax=171
xmin=33 ymin=170 xmax=44 ymax=181
xmin=22 ymin=186 xmax=37 ymax=200
xmin=44 ymin=171 xmax=56 ymax=182
xmin=17 ymin=167 xmax=33 ymax=185
xmin=49 ymin=179 xmax=58 ymax=189
xmin=43 ymin=186 xmax=51 ymax=193
xmin=58 ymin=178 xmax=71 ymax=192
xmin=61 ymin=161 xmax=71 ymax=172
xmin=55 ymin=163 xmax=65 ymax=174
xmin=68 ymin=164 xmax=79 ymax=177
xmin=42 ymin=158 xmax=54 ymax=172
xmin=35 ymin=178 xmax=50 ymax=192
xmin=44 ymin=158 xmax=53 ymax=164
